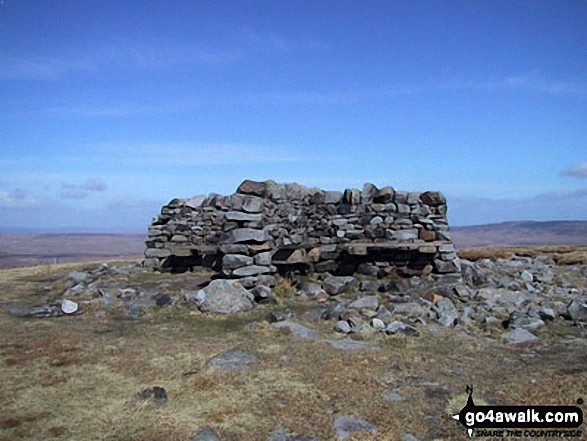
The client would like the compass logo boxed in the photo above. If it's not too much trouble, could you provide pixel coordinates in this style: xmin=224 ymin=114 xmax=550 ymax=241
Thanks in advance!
xmin=452 ymin=386 xmax=584 ymax=438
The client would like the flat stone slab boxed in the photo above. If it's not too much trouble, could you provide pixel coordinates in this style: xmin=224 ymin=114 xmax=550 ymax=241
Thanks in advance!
xmin=273 ymin=321 xmax=320 ymax=339
xmin=2 ymin=303 xmax=64 ymax=318
xmin=208 ymin=349 xmax=259 ymax=371
xmin=322 ymin=339 xmax=381 ymax=351
xmin=503 ymin=328 xmax=540 ymax=344
xmin=333 ymin=415 xmax=379 ymax=439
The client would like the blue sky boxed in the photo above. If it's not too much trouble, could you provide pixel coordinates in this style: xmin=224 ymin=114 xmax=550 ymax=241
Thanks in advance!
xmin=0 ymin=0 xmax=586 ymax=231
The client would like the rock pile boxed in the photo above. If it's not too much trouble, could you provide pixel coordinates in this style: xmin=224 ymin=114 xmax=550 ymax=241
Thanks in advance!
xmin=144 ymin=180 xmax=460 ymax=285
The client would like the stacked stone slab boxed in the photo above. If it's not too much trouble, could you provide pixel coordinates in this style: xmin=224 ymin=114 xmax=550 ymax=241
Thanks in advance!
xmin=144 ymin=180 xmax=460 ymax=284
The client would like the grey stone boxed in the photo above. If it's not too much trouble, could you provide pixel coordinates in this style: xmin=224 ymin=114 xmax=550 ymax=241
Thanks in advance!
xmin=209 ymin=349 xmax=259 ymax=371
xmin=403 ymin=435 xmax=420 ymax=441
xmin=383 ymin=390 xmax=405 ymax=401
xmin=126 ymin=298 xmax=157 ymax=317
xmin=334 ymin=320 xmax=352 ymax=334
xmin=387 ymin=229 xmax=418 ymax=241
xmin=503 ymin=328 xmax=540 ymax=344
xmin=298 ymin=282 xmax=325 ymax=298
xmin=251 ymin=285 xmax=272 ymax=300
xmin=376 ymin=305 xmax=393 ymax=321
xmin=145 ymin=248 xmax=171 ymax=259
xmin=254 ymin=251 xmax=272 ymax=266
xmin=225 ymin=211 xmax=263 ymax=222
xmin=371 ymin=318 xmax=385 ymax=329
xmin=434 ymin=258 xmax=461 ymax=273
xmin=476 ymin=288 xmax=528 ymax=310
xmin=232 ymin=265 xmax=275 ymax=277
xmin=359 ymin=280 xmax=380 ymax=291
xmin=374 ymin=186 xmax=395 ymax=203
xmin=361 ymin=182 xmax=378 ymax=204
xmin=384 ymin=321 xmax=420 ymax=337
xmin=3 ymin=303 xmax=64 ymax=318
xmin=196 ymin=280 xmax=254 ymax=314
xmin=536 ymin=268 xmax=554 ymax=283
xmin=420 ymin=191 xmax=446 ymax=206
xmin=510 ymin=315 xmax=545 ymax=331
xmin=434 ymin=297 xmax=458 ymax=326
xmin=230 ymin=228 xmax=269 ymax=243
xmin=273 ymin=321 xmax=320 ymax=339
xmin=521 ymin=270 xmax=534 ymax=283
xmin=349 ymin=295 xmax=379 ymax=309
xmin=219 ymin=244 xmax=249 ymax=254
xmin=538 ymin=306 xmax=556 ymax=321
xmin=237 ymin=179 xmax=268 ymax=197
xmin=189 ymin=426 xmax=221 ymax=441
xmin=185 ymin=195 xmax=205 ymax=209
xmin=222 ymin=254 xmax=254 ymax=270
xmin=333 ymin=415 xmax=379 ymax=439
xmin=454 ymin=284 xmax=472 ymax=299
xmin=323 ymin=276 xmax=356 ymax=295
xmin=242 ymin=195 xmax=264 ymax=213
xmin=324 ymin=191 xmax=343 ymax=204
xmin=567 ymin=298 xmax=587 ymax=322
xmin=323 ymin=339 xmax=380 ymax=351
xmin=396 ymin=203 xmax=410 ymax=215
xmin=68 ymin=271 xmax=91 ymax=284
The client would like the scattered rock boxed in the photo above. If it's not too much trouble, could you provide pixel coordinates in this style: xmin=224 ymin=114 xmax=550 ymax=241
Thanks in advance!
xmin=333 ymin=415 xmax=379 ymax=439
xmin=273 ymin=321 xmax=320 ymax=339
xmin=323 ymin=276 xmax=356 ymax=296
xmin=567 ymin=298 xmax=587 ymax=322
xmin=434 ymin=297 xmax=458 ymax=326
xmin=61 ymin=299 xmax=78 ymax=314
xmin=196 ymin=280 xmax=254 ymax=314
xmin=3 ymin=303 xmax=64 ymax=318
xmin=334 ymin=320 xmax=352 ymax=334
xmin=384 ymin=321 xmax=420 ymax=337
xmin=503 ymin=328 xmax=540 ymax=344
xmin=348 ymin=295 xmax=378 ymax=309
xmin=208 ymin=349 xmax=259 ymax=371
xmin=371 ymin=318 xmax=385 ymax=329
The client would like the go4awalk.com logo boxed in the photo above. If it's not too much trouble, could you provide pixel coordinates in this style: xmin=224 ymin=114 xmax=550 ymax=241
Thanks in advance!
xmin=452 ymin=386 xmax=584 ymax=438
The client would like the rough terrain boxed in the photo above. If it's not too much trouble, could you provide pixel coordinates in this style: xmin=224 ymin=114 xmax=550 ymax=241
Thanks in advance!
xmin=0 ymin=247 xmax=586 ymax=440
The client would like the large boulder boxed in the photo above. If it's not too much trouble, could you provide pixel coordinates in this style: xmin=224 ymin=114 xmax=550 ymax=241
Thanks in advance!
xmin=420 ymin=191 xmax=446 ymax=206
xmin=195 ymin=280 xmax=254 ymax=314
xmin=323 ymin=276 xmax=356 ymax=295
xmin=236 ymin=179 xmax=268 ymax=197
xmin=567 ymin=298 xmax=587 ymax=322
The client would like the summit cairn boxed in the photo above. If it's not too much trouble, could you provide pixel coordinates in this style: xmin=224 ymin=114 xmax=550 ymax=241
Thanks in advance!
xmin=144 ymin=180 xmax=460 ymax=286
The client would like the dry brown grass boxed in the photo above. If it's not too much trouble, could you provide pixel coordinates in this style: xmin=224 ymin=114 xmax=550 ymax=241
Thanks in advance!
xmin=458 ymin=245 xmax=587 ymax=265
xmin=1 ymin=263 xmax=586 ymax=440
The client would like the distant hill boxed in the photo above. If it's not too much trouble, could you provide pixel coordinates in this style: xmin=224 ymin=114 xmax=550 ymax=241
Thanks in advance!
xmin=0 ymin=233 xmax=146 ymax=269
xmin=0 ymin=221 xmax=586 ymax=268
xmin=451 ymin=221 xmax=587 ymax=249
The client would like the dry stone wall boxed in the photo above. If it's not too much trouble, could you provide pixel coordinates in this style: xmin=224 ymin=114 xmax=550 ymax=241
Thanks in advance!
xmin=144 ymin=180 xmax=461 ymax=284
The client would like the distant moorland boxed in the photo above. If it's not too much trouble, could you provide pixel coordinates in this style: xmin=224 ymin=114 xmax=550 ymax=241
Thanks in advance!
xmin=0 ymin=220 xmax=585 ymax=269
xmin=451 ymin=220 xmax=587 ymax=249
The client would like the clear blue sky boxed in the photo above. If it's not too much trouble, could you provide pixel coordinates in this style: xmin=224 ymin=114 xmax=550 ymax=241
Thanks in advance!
xmin=1 ymin=0 xmax=586 ymax=231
